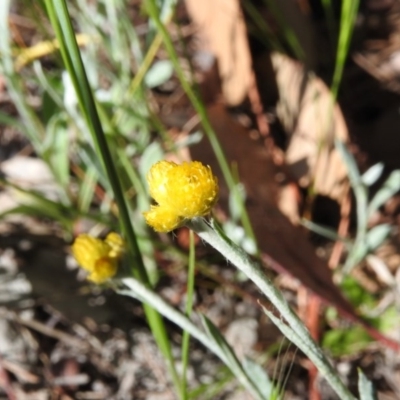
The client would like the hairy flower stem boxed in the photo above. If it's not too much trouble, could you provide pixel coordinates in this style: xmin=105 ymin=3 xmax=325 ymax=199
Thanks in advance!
xmin=186 ymin=218 xmax=356 ymax=400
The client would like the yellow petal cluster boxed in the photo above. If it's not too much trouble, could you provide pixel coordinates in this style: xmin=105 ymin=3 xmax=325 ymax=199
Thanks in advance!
xmin=72 ymin=232 xmax=125 ymax=283
xmin=144 ymin=161 xmax=219 ymax=232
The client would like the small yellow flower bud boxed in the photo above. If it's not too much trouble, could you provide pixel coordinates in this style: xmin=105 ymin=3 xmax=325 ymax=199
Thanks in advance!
xmin=104 ymin=232 xmax=126 ymax=258
xmin=143 ymin=205 xmax=184 ymax=232
xmin=144 ymin=161 xmax=218 ymax=232
xmin=72 ymin=233 xmax=125 ymax=283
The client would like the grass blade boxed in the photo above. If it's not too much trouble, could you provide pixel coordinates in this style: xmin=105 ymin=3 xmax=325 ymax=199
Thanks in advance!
xmin=43 ymin=0 xmax=182 ymax=393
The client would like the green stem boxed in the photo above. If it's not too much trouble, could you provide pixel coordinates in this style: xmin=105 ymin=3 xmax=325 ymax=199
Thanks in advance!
xmin=180 ymin=230 xmax=196 ymax=399
xmin=186 ymin=218 xmax=355 ymax=400
xmin=331 ymin=1 xmax=360 ymax=100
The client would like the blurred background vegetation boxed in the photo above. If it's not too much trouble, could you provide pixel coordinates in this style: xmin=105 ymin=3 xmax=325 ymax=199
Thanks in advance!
xmin=1 ymin=0 xmax=400 ymax=399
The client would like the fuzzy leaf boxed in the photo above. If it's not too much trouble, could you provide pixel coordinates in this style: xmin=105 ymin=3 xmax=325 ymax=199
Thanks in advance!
xmin=358 ymin=369 xmax=377 ymax=400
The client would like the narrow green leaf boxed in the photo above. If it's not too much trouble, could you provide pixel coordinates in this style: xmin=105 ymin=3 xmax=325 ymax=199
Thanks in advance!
xmin=144 ymin=59 xmax=174 ymax=88
xmin=361 ymin=163 xmax=384 ymax=187
xmin=335 ymin=140 xmax=362 ymax=188
xmin=229 ymin=183 xmax=246 ymax=222
xmin=368 ymin=170 xmax=400 ymax=218
xmin=331 ymin=1 xmax=360 ymax=98
xmin=358 ymin=369 xmax=377 ymax=400
xmin=366 ymin=224 xmax=391 ymax=251
xmin=44 ymin=114 xmax=70 ymax=188
xmin=78 ymin=167 xmax=98 ymax=213
xmin=188 ymin=218 xmax=356 ymax=400
xmin=120 ymin=277 xmax=262 ymax=399
xmin=301 ymin=218 xmax=350 ymax=245
xmin=344 ymin=241 xmax=369 ymax=273
xmin=0 ymin=0 xmax=45 ymax=151
xmin=242 ymin=357 xmax=273 ymax=399
xmin=200 ymin=315 xmax=263 ymax=400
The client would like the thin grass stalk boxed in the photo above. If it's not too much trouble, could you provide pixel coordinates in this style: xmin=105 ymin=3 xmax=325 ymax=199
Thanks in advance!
xmin=113 ymin=33 xmax=163 ymax=127
xmin=44 ymin=0 xmax=182 ymax=393
xmin=0 ymin=0 xmax=45 ymax=151
xmin=260 ymin=0 xmax=305 ymax=60
xmin=241 ymin=1 xmax=284 ymax=53
xmin=180 ymin=230 xmax=196 ymax=399
xmin=44 ymin=0 xmax=146 ymax=280
xmin=331 ymin=0 xmax=360 ymax=99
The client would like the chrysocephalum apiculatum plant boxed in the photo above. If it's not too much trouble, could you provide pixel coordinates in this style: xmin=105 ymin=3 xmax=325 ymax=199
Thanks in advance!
xmin=72 ymin=160 xmax=357 ymax=400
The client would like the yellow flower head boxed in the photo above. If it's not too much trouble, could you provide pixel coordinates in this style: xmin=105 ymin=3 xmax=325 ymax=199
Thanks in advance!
xmin=72 ymin=232 xmax=125 ymax=283
xmin=144 ymin=160 xmax=218 ymax=232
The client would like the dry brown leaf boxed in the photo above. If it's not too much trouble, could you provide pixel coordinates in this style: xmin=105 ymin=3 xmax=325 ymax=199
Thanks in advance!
xmin=276 ymin=182 xmax=300 ymax=225
xmin=272 ymin=52 xmax=349 ymax=202
xmin=184 ymin=0 xmax=252 ymax=105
